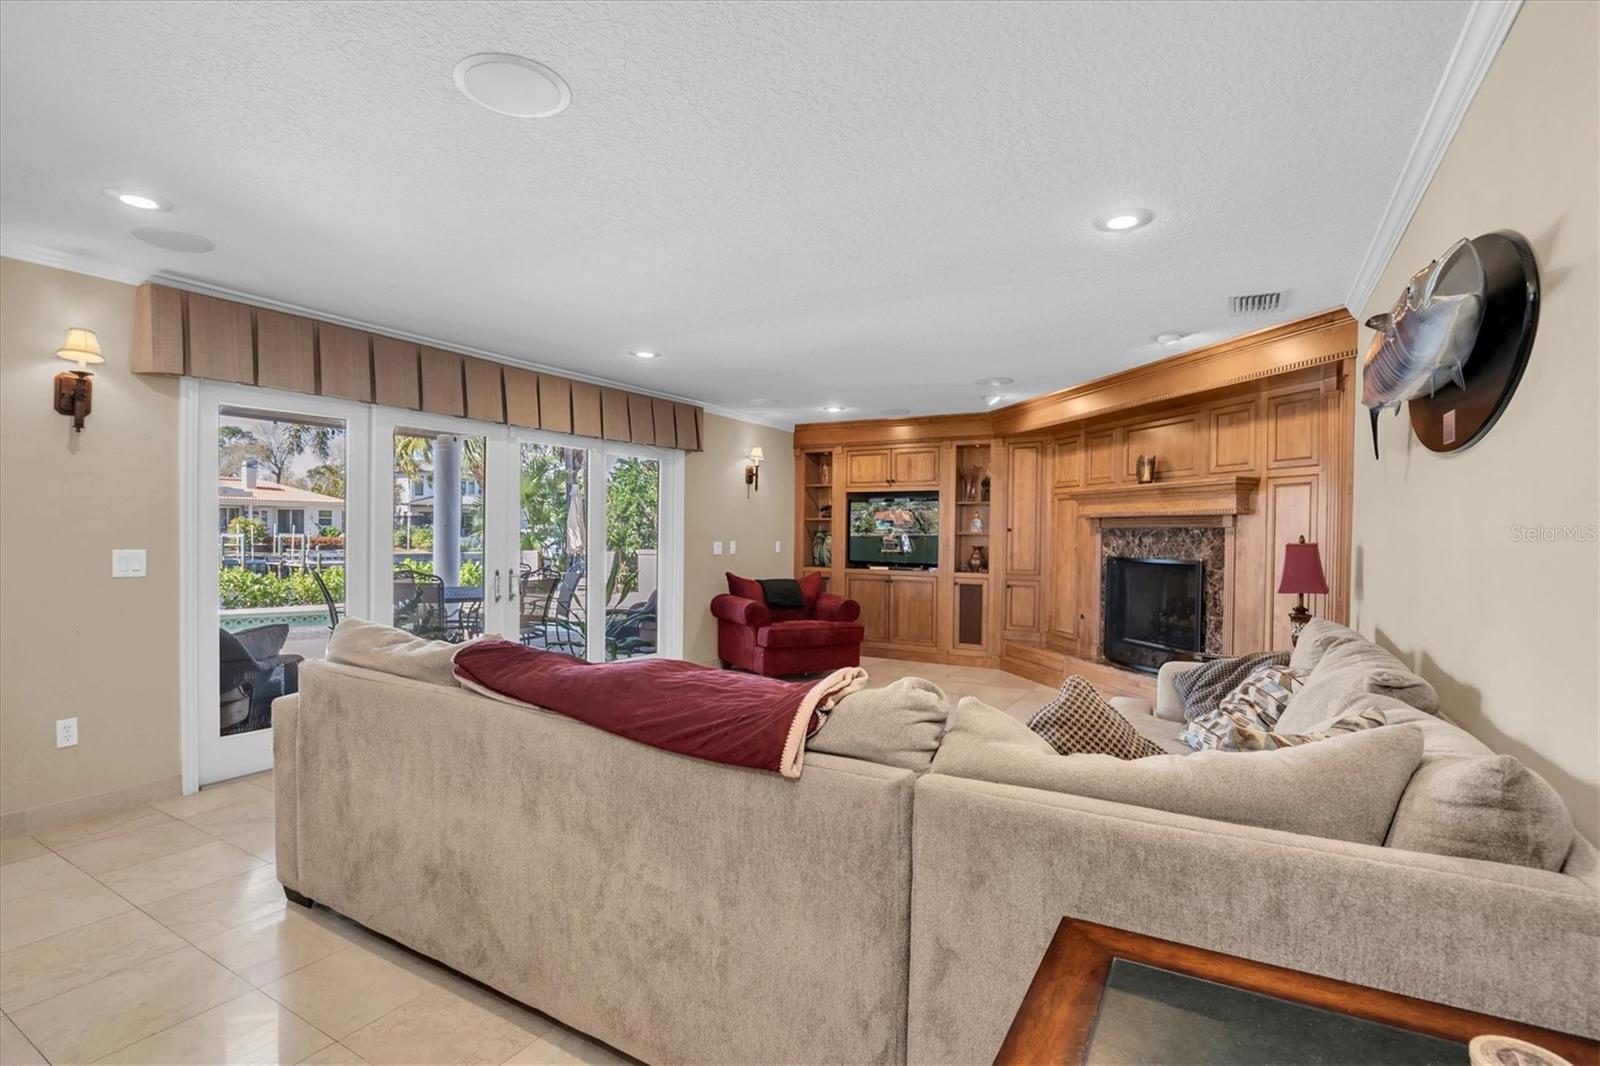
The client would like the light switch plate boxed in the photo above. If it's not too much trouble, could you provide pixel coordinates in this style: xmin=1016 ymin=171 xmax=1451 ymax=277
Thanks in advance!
xmin=713 ymin=541 xmax=723 ymax=556
xmin=729 ymin=540 xmax=737 ymax=555
xmin=775 ymin=540 xmax=782 ymax=553
xmin=112 ymin=549 xmax=147 ymax=578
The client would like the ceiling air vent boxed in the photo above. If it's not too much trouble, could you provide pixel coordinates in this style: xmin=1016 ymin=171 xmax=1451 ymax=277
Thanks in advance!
xmin=1229 ymin=291 xmax=1282 ymax=316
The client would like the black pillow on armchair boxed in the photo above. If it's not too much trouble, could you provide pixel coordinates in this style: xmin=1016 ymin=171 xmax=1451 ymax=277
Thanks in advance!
xmin=759 ymin=578 xmax=805 ymax=610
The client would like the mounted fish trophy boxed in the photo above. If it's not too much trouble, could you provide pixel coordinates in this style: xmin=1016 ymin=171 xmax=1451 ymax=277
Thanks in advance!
xmin=1361 ymin=231 xmax=1540 ymax=459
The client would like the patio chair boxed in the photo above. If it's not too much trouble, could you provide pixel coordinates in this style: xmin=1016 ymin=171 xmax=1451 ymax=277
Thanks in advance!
xmin=309 ymin=567 xmax=341 ymax=632
xmin=393 ymin=569 xmax=454 ymax=642
xmin=219 ymin=624 xmax=302 ymax=734
xmin=520 ymin=568 xmax=587 ymax=654
xmin=606 ymin=590 xmax=658 ymax=659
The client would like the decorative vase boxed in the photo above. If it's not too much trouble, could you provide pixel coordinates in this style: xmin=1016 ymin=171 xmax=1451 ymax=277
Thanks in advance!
xmin=820 ymin=531 xmax=832 ymax=567
xmin=980 ymin=475 xmax=991 ymax=501
xmin=1136 ymin=454 xmax=1157 ymax=484
xmin=967 ymin=546 xmax=985 ymax=572
xmin=811 ymin=529 xmax=826 ymax=566
xmin=970 ymin=513 xmax=984 ymax=533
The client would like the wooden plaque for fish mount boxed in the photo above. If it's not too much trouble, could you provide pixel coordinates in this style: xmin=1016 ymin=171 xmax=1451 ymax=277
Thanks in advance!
xmin=1409 ymin=231 xmax=1539 ymax=453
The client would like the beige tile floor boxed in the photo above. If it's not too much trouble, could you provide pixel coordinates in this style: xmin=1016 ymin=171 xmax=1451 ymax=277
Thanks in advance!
xmin=0 ymin=771 xmax=631 ymax=1065
xmin=0 ymin=659 xmax=1051 ymax=1065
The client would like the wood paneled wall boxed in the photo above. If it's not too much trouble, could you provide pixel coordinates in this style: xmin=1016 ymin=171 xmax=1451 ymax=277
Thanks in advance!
xmin=130 ymin=283 xmax=703 ymax=450
xmin=793 ymin=308 xmax=1357 ymax=672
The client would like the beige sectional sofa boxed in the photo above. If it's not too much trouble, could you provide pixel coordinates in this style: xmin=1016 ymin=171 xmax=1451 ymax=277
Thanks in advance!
xmin=275 ymin=621 xmax=1599 ymax=1064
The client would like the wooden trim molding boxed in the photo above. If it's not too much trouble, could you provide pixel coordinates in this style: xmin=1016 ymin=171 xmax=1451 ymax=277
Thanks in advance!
xmin=1066 ymin=475 xmax=1259 ymax=519
xmin=128 ymin=282 xmax=704 ymax=450
xmin=998 ymin=918 xmax=1599 ymax=1066
xmin=793 ymin=309 xmax=1355 ymax=448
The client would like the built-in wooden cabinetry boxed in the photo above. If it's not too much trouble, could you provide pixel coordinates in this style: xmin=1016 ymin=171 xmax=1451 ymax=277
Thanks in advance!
xmin=794 ymin=310 xmax=1357 ymax=675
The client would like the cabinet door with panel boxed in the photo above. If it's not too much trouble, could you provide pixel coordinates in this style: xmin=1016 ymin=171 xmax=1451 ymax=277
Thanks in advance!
xmin=891 ymin=446 xmax=940 ymax=487
xmin=889 ymin=576 xmax=938 ymax=647
xmin=846 ymin=449 xmax=892 ymax=487
xmin=1004 ymin=580 xmax=1040 ymax=634
xmin=1048 ymin=493 xmax=1078 ymax=640
xmin=845 ymin=573 xmax=891 ymax=643
xmin=952 ymin=579 xmax=990 ymax=652
xmin=1005 ymin=441 xmax=1043 ymax=575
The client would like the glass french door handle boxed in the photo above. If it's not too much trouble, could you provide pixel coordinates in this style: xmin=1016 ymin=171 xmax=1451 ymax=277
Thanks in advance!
xmin=493 ymin=569 xmax=502 ymax=603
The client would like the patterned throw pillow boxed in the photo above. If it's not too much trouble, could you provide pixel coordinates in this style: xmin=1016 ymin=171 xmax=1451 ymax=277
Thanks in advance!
xmin=1028 ymin=676 xmax=1164 ymax=760
xmin=1183 ymin=664 xmax=1301 ymax=750
xmin=1215 ymin=708 xmax=1389 ymax=752
xmin=1173 ymin=651 xmax=1290 ymax=721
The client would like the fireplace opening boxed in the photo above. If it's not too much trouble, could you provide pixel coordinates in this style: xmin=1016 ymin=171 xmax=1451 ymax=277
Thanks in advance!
xmin=1103 ymin=556 xmax=1203 ymax=673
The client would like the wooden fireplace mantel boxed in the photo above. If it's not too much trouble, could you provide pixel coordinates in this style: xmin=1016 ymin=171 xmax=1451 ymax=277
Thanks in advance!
xmin=1066 ymin=475 xmax=1260 ymax=519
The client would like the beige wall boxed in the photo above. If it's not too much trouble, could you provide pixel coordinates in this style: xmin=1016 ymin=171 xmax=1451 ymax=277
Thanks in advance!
xmin=1352 ymin=0 xmax=1599 ymax=840
xmin=0 ymin=258 xmax=182 ymax=833
xmin=682 ymin=412 xmax=795 ymax=665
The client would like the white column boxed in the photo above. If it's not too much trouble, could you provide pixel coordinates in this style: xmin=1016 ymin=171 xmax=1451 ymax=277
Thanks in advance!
xmin=433 ymin=434 xmax=462 ymax=585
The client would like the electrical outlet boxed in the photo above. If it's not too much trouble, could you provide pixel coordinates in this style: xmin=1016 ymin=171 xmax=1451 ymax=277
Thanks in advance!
xmin=56 ymin=718 xmax=78 ymax=748
xmin=713 ymin=541 xmax=723 ymax=556
xmin=729 ymin=540 xmax=737 ymax=555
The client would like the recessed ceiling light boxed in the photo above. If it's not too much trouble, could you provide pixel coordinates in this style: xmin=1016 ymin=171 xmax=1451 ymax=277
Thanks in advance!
xmin=974 ymin=376 xmax=1013 ymax=387
xmin=820 ymin=404 xmax=848 ymax=414
xmin=1154 ymin=332 xmax=1187 ymax=345
xmin=102 ymin=187 xmax=172 ymax=212
xmin=748 ymin=398 xmax=778 ymax=407
xmin=131 ymin=227 xmax=214 ymax=253
xmin=630 ymin=350 xmax=660 ymax=360
xmin=1095 ymin=208 xmax=1154 ymax=232
xmin=453 ymin=53 xmax=571 ymax=118
xmin=984 ymin=395 xmax=1007 ymax=407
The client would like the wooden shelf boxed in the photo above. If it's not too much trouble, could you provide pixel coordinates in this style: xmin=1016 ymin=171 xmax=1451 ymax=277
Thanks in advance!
xmin=804 ymin=482 xmax=834 ymax=489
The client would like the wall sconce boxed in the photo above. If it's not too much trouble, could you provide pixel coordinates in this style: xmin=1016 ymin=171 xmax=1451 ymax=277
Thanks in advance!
xmin=53 ymin=328 xmax=104 ymax=432
xmin=744 ymin=446 xmax=764 ymax=496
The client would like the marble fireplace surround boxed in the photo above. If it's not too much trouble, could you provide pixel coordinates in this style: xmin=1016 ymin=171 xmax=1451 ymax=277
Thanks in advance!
xmin=1101 ymin=524 xmax=1228 ymax=664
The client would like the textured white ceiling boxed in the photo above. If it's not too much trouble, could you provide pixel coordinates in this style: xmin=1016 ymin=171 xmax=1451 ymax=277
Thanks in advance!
xmin=0 ymin=0 xmax=1471 ymax=425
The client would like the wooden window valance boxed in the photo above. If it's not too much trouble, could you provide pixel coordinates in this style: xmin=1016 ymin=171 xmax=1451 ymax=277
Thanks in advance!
xmin=131 ymin=283 xmax=703 ymax=450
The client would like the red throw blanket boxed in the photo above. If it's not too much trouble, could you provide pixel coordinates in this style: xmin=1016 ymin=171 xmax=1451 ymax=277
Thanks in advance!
xmin=452 ymin=641 xmax=868 ymax=778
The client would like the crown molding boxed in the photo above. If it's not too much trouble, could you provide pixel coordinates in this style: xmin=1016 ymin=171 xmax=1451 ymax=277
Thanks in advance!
xmin=0 ymin=238 xmax=152 ymax=285
xmin=1344 ymin=0 xmax=1521 ymax=315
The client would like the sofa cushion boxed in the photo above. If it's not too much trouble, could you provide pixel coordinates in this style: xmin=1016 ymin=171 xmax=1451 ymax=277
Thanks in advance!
xmin=798 ymin=570 xmax=824 ymax=608
xmin=756 ymin=620 xmax=865 ymax=649
xmin=931 ymin=698 xmax=1424 ymax=845
xmin=1027 ymin=677 xmax=1164 ymax=760
xmin=326 ymin=618 xmax=469 ymax=687
xmin=1388 ymin=754 xmax=1575 ymax=871
xmin=1173 ymin=651 xmax=1290 ymax=720
xmin=1108 ymin=699 xmax=1193 ymax=755
xmin=1316 ymin=696 xmax=1491 ymax=759
xmin=1287 ymin=618 xmax=1367 ymax=675
xmin=808 ymin=677 xmax=950 ymax=772
xmin=1276 ymin=639 xmax=1439 ymax=734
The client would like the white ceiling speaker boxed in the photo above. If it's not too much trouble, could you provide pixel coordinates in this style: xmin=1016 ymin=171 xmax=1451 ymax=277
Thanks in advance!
xmin=453 ymin=53 xmax=571 ymax=118
xmin=131 ymin=227 xmax=214 ymax=252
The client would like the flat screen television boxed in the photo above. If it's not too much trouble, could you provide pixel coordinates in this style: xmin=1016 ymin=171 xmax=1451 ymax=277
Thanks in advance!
xmin=847 ymin=491 xmax=939 ymax=569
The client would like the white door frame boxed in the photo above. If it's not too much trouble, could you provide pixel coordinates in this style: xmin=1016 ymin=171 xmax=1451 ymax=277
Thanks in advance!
xmin=185 ymin=381 xmax=373 ymax=789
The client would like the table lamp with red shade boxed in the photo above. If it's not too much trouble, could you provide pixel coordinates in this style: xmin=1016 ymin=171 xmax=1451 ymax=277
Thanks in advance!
xmin=1278 ymin=535 xmax=1328 ymax=645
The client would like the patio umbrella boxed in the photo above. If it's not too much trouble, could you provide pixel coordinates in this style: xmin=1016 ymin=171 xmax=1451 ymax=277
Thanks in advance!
xmin=565 ymin=485 xmax=586 ymax=556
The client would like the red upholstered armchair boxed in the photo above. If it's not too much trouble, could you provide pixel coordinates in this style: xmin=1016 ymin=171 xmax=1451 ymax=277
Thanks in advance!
xmin=711 ymin=572 xmax=864 ymax=677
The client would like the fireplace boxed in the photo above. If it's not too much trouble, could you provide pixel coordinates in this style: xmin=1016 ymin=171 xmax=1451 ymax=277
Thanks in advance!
xmin=1103 ymin=556 xmax=1204 ymax=672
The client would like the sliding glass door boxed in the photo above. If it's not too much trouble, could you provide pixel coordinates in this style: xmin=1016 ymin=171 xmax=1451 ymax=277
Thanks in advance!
xmin=389 ymin=425 xmax=489 ymax=642
xmin=604 ymin=454 xmax=660 ymax=660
